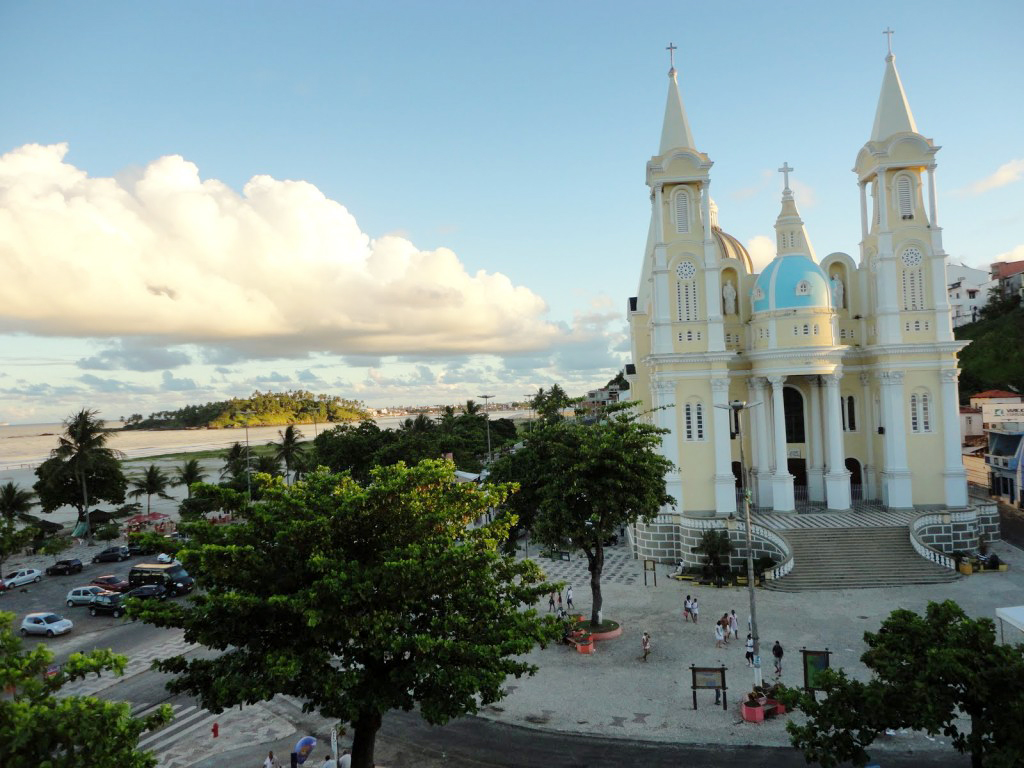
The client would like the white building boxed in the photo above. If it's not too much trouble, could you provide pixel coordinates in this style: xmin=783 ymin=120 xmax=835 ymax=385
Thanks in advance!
xmin=946 ymin=263 xmax=993 ymax=327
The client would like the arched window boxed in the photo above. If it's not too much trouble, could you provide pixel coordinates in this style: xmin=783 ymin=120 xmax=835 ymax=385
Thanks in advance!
xmin=674 ymin=189 xmax=690 ymax=234
xmin=803 ymin=324 xmax=810 ymax=336
xmin=842 ymin=395 xmax=857 ymax=431
xmin=896 ymin=175 xmax=914 ymax=219
xmin=684 ymin=401 xmax=706 ymax=441
xmin=900 ymin=248 xmax=926 ymax=311
xmin=910 ymin=391 xmax=932 ymax=433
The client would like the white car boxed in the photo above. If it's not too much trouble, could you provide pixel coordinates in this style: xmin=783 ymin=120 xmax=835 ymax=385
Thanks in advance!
xmin=156 ymin=553 xmax=180 ymax=564
xmin=3 ymin=568 xmax=43 ymax=589
xmin=21 ymin=612 xmax=74 ymax=637
xmin=66 ymin=586 xmax=108 ymax=607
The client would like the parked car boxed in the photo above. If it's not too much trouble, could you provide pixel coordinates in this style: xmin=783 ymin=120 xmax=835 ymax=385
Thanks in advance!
xmin=92 ymin=545 xmax=130 ymax=563
xmin=129 ymin=563 xmax=195 ymax=596
xmin=2 ymin=568 xmax=43 ymax=589
xmin=155 ymin=553 xmax=179 ymax=564
xmin=66 ymin=586 xmax=108 ymax=607
xmin=21 ymin=612 xmax=74 ymax=637
xmin=89 ymin=593 xmax=126 ymax=618
xmin=124 ymin=583 xmax=168 ymax=601
xmin=46 ymin=558 xmax=84 ymax=576
xmin=90 ymin=575 xmax=130 ymax=593
xmin=127 ymin=542 xmax=156 ymax=557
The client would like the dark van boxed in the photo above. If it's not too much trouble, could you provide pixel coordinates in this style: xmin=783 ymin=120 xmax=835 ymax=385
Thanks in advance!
xmin=128 ymin=563 xmax=195 ymax=596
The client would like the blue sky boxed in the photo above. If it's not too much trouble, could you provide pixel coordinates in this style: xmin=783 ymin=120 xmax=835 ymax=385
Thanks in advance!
xmin=1 ymin=1 xmax=1021 ymax=424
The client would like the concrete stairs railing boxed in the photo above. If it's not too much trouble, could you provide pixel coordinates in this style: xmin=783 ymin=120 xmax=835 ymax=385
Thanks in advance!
xmin=765 ymin=526 xmax=960 ymax=592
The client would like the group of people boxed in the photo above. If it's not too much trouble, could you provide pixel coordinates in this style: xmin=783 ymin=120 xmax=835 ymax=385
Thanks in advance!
xmin=712 ymin=609 xmax=740 ymax=648
xmin=547 ymin=584 xmax=574 ymax=613
xmin=263 ymin=749 xmax=351 ymax=768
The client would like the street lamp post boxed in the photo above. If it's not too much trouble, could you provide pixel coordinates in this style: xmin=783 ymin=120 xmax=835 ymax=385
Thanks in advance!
xmin=717 ymin=399 xmax=763 ymax=687
xmin=478 ymin=394 xmax=494 ymax=464
xmin=239 ymin=411 xmax=254 ymax=500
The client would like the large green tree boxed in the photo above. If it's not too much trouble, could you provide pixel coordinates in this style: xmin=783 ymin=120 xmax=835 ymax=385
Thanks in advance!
xmin=783 ymin=600 xmax=1024 ymax=768
xmin=132 ymin=461 xmax=558 ymax=768
xmin=128 ymin=464 xmax=173 ymax=515
xmin=488 ymin=405 xmax=674 ymax=626
xmin=0 ymin=611 xmax=171 ymax=767
xmin=33 ymin=410 xmax=126 ymax=540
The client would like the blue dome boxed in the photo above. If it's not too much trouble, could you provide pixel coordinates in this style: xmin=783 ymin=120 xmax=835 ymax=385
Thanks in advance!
xmin=751 ymin=254 xmax=832 ymax=313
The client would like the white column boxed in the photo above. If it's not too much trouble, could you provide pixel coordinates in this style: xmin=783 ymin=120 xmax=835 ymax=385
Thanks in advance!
xmin=859 ymin=181 xmax=868 ymax=241
xmin=701 ymin=180 xmax=712 ymax=242
xmin=651 ymin=243 xmax=672 ymax=353
xmin=769 ymin=375 xmax=795 ymax=511
xmin=712 ymin=377 xmax=736 ymax=516
xmin=860 ymin=373 xmax=876 ymax=500
xmin=652 ymin=379 xmax=683 ymax=510
xmin=807 ymin=376 xmax=825 ymax=502
xmin=927 ymin=165 xmax=938 ymax=228
xmin=941 ymin=369 xmax=968 ymax=507
xmin=823 ymin=371 xmax=852 ymax=511
xmin=878 ymin=171 xmax=889 ymax=232
xmin=878 ymin=371 xmax=913 ymax=508
xmin=751 ymin=377 xmax=773 ymax=507
xmin=654 ymin=184 xmax=665 ymax=242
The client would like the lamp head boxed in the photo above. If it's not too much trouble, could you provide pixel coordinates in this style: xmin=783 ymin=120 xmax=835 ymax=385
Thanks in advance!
xmin=730 ymin=400 xmax=746 ymax=411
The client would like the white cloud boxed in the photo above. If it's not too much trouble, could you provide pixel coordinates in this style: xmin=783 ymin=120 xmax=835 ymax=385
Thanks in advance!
xmin=956 ymin=158 xmax=1024 ymax=196
xmin=746 ymin=235 xmax=776 ymax=272
xmin=0 ymin=144 xmax=563 ymax=358
xmin=993 ymin=244 xmax=1024 ymax=263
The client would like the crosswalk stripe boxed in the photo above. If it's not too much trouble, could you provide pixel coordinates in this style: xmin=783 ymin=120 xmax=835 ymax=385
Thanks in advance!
xmin=137 ymin=705 xmax=199 ymax=749
xmin=146 ymin=711 xmax=219 ymax=756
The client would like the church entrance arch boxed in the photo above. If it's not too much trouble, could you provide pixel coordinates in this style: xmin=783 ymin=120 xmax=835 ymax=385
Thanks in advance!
xmin=783 ymin=387 xmax=806 ymax=445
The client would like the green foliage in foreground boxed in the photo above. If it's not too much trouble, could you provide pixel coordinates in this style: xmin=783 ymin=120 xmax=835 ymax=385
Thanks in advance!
xmin=123 ymin=389 xmax=369 ymax=429
xmin=0 ymin=612 xmax=171 ymax=768
xmin=781 ymin=600 xmax=1024 ymax=768
xmin=132 ymin=461 xmax=560 ymax=768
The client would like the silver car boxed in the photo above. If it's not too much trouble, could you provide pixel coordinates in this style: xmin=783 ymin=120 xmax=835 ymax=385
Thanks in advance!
xmin=21 ymin=612 xmax=74 ymax=637
xmin=2 ymin=568 xmax=43 ymax=588
xmin=66 ymin=586 xmax=108 ymax=607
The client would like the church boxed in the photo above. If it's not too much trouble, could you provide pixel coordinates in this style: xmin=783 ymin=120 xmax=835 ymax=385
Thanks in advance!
xmin=625 ymin=39 xmax=998 ymax=576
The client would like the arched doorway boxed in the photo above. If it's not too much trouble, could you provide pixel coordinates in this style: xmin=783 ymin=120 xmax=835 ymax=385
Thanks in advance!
xmin=845 ymin=458 xmax=862 ymax=502
xmin=783 ymin=387 xmax=806 ymax=444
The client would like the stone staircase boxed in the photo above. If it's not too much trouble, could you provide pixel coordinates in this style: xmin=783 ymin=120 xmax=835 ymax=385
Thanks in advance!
xmin=765 ymin=526 xmax=960 ymax=591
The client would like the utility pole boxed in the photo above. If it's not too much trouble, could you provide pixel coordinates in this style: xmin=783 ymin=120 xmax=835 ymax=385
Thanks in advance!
xmin=478 ymin=394 xmax=494 ymax=464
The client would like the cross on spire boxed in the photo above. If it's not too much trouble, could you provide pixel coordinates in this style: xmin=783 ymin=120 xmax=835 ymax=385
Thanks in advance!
xmin=666 ymin=42 xmax=677 ymax=72
xmin=778 ymin=162 xmax=794 ymax=191
xmin=883 ymin=27 xmax=894 ymax=56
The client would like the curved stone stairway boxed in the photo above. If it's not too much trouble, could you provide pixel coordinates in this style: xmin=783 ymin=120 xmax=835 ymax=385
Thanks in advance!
xmin=764 ymin=525 xmax=960 ymax=591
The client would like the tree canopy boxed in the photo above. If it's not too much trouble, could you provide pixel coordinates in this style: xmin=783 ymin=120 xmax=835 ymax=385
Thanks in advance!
xmin=0 ymin=611 xmax=171 ymax=768
xmin=132 ymin=461 xmax=558 ymax=768
xmin=488 ymin=405 xmax=674 ymax=626
xmin=783 ymin=600 xmax=1024 ymax=768
xmin=128 ymin=464 xmax=173 ymax=515
xmin=33 ymin=410 xmax=126 ymax=536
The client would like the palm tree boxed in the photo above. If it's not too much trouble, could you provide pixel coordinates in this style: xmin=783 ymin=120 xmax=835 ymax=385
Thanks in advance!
xmin=221 ymin=442 xmax=246 ymax=480
xmin=128 ymin=464 xmax=173 ymax=515
xmin=175 ymin=458 xmax=207 ymax=498
xmin=464 ymin=399 xmax=482 ymax=415
xmin=52 ymin=408 xmax=124 ymax=542
xmin=272 ymin=425 xmax=304 ymax=485
xmin=0 ymin=481 xmax=35 ymax=520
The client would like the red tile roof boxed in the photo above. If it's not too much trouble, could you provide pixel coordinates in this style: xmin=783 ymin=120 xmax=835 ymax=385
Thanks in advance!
xmin=991 ymin=260 xmax=1024 ymax=279
xmin=971 ymin=389 xmax=1021 ymax=399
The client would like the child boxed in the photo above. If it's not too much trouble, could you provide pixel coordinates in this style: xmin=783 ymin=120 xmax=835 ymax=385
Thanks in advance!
xmin=745 ymin=633 xmax=754 ymax=667
xmin=641 ymin=631 xmax=652 ymax=662
xmin=683 ymin=595 xmax=692 ymax=622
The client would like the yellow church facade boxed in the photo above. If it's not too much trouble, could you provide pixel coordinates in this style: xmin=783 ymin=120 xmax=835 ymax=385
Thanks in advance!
xmin=625 ymin=43 xmax=985 ymax=568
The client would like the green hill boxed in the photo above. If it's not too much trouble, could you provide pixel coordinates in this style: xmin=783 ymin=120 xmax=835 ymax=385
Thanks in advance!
xmin=956 ymin=301 xmax=1023 ymax=399
xmin=123 ymin=390 xmax=370 ymax=430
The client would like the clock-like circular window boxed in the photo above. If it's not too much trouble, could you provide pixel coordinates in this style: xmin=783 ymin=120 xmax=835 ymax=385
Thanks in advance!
xmin=676 ymin=260 xmax=697 ymax=280
xmin=901 ymin=247 xmax=923 ymax=267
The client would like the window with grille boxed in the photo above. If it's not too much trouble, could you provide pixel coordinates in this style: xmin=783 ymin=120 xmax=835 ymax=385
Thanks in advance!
xmin=901 ymin=266 xmax=925 ymax=311
xmin=843 ymin=395 xmax=856 ymax=431
xmin=675 ymin=190 xmax=690 ymax=234
xmin=695 ymin=403 xmax=705 ymax=440
xmin=684 ymin=401 xmax=705 ymax=441
xmin=684 ymin=403 xmax=693 ymax=439
xmin=910 ymin=391 xmax=932 ymax=433
xmin=796 ymin=280 xmax=810 ymax=295
xmin=897 ymin=175 xmax=914 ymax=219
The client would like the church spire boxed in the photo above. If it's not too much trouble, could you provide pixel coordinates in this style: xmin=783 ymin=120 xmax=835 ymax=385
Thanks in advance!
xmin=773 ymin=163 xmax=817 ymax=261
xmin=659 ymin=42 xmax=696 ymax=153
xmin=870 ymin=28 xmax=918 ymax=142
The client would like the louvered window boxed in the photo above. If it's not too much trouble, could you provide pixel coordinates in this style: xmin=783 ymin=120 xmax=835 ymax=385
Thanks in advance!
xmin=677 ymin=281 xmax=698 ymax=322
xmin=695 ymin=403 xmax=705 ymax=440
xmin=872 ymin=180 xmax=880 ymax=227
xmin=910 ymin=391 xmax=932 ymax=433
xmin=897 ymin=175 xmax=914 ymax=219
xmin=675 ymin=190 xmax=690 ymax=234
xmin=684 ymin=404 xmax=693 ymax=440
xmin=902 ymin=268 xmax=925 ymax=311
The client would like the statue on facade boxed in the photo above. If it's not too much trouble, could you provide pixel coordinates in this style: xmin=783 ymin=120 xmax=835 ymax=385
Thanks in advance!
xmin=722 ymin=279 xmax=737 ymax=316
xmin=830 ymin=274 xmax=845 ymax=309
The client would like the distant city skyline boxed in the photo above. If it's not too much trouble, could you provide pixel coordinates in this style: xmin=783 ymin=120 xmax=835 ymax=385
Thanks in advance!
xmin=1 ymin=2 xmax=1021 ymax=424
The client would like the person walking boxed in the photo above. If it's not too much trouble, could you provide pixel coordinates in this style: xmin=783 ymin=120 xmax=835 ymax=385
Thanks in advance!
xmin=714 ymin=621 xmax=725 ymax=649
xmin=338 ymin=750 xmax=352 ymax=768
xmin=683 ymin=595 xmax=692 ymax=622
xmin=557 ymin=590 xmax=563 ymax=611
xmin=729 ymin=609 xmax=739 ymax=640
xmin=745 ymin=633 xmax=754 ymax=667
xmin=640 ymin=631 xmax=652 ymax=661
xmin=264 ymin=751 xmax=279 ymax=768
xmin=548 ymin=591 xmax=555 ymax=612
xmin=566 ymin=584 xmax=574 ymax=610
xmin=719 ymin=614 xmax=731 ymax=643
xmin=691 ymin=596 xmax=699 ymax=623
xmin=772 ymin=640 xmax=784 ymax=676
